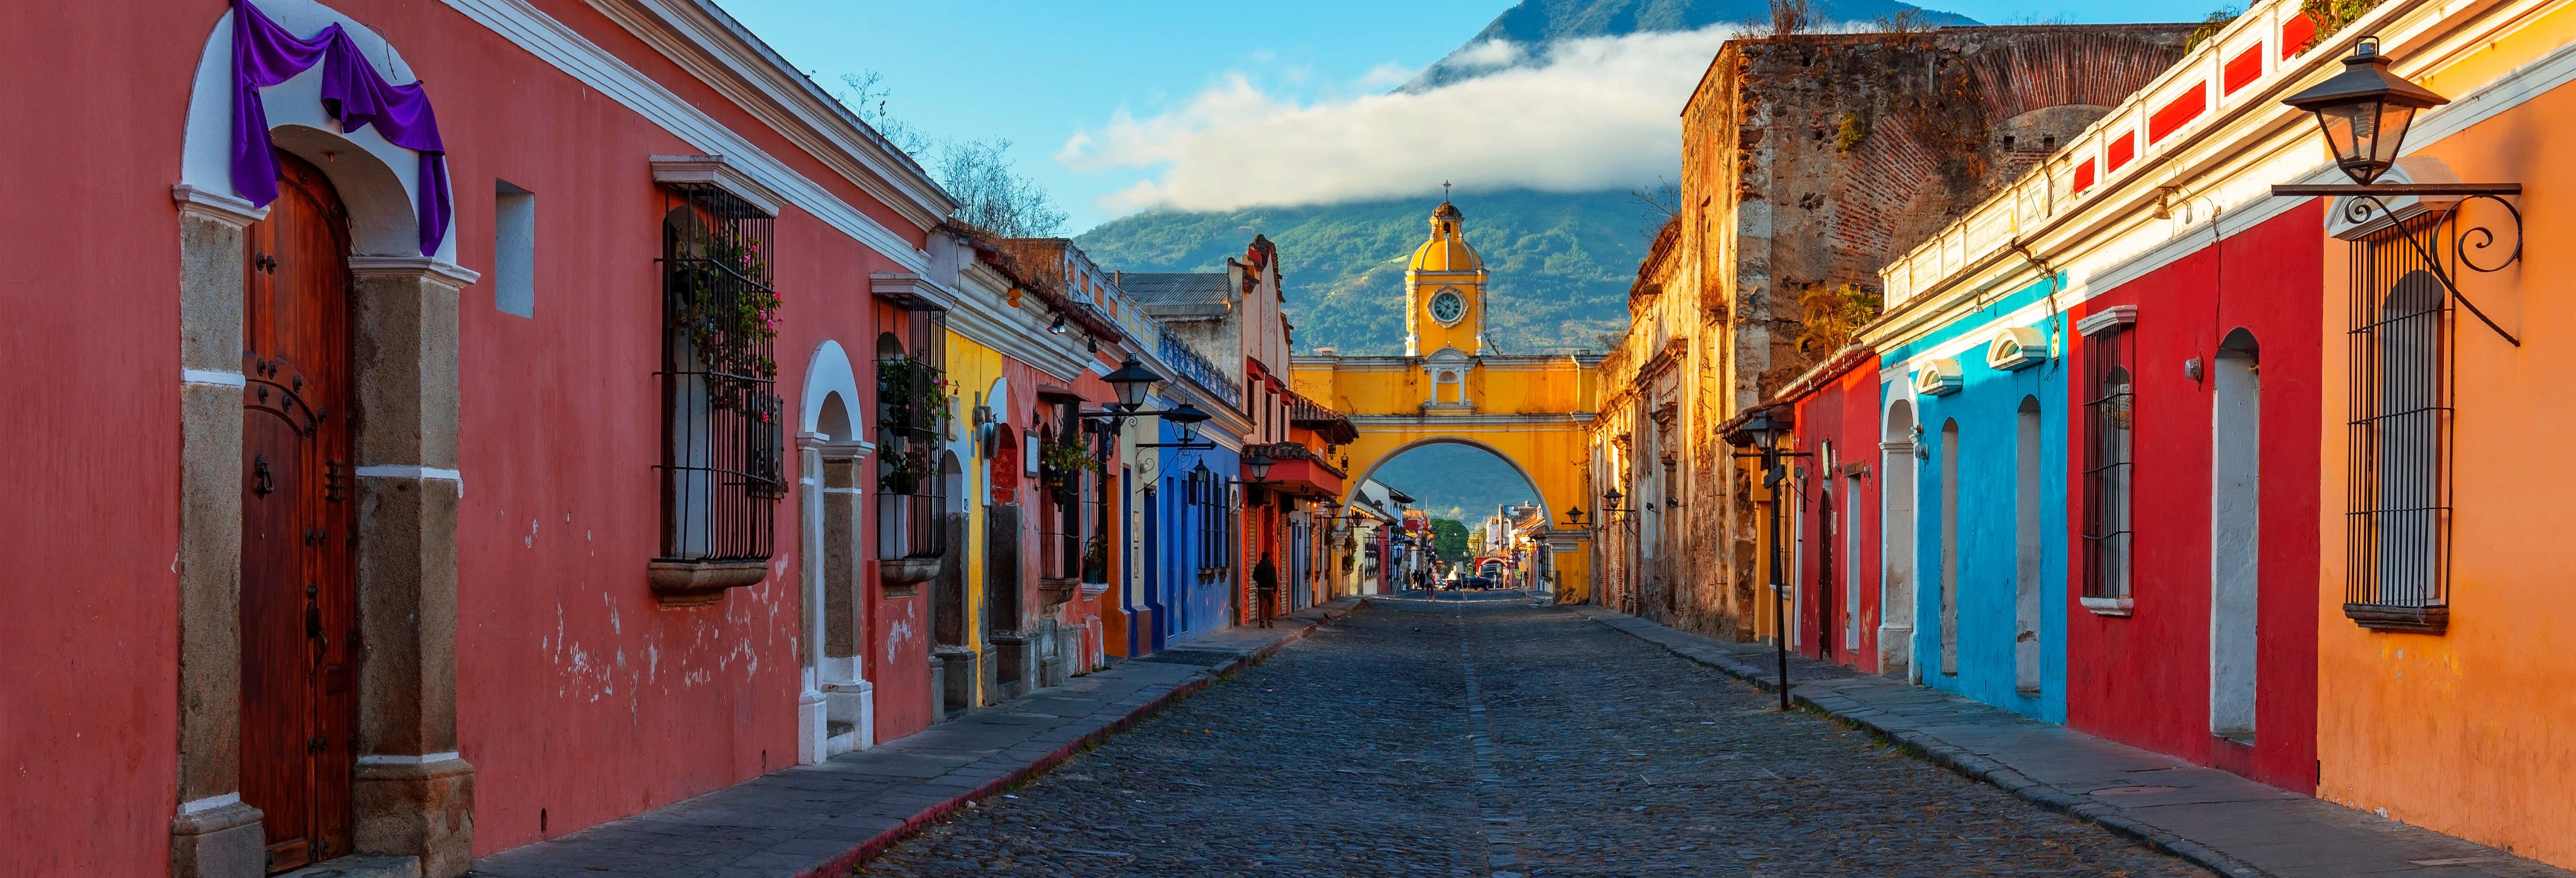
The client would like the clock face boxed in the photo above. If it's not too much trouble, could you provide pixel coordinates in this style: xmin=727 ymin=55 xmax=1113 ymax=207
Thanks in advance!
xmin=1429 ymin=289 xmax=1466 ymax=325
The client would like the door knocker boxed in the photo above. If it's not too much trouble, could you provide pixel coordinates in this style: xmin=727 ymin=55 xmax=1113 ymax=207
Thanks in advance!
xmin=254 ymin=453 xmax=275 ymax=496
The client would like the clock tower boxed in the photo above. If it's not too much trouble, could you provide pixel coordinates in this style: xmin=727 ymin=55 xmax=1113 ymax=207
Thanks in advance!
xmin=1405 ymin=199 xmax=1487 ymax=357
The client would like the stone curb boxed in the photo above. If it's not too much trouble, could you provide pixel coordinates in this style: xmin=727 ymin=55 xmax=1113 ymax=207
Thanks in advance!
xmin=798 ymin=599 xmax=1371 ymax=878
xmin=1569 ymin=605 xmax=2271 ymax=878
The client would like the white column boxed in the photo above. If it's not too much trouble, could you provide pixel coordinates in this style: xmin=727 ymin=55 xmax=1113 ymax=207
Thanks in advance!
xmin=794 ymin=432 xmax=830 ymax=765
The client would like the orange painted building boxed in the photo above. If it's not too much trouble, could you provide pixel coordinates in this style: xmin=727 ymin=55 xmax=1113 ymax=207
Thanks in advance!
xmin=2302 ymin=0 xmax=2576 ymax=866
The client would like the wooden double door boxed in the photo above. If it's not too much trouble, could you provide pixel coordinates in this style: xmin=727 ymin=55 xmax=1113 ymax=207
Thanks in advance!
xmin=239 ymin=151 xmax=360 ymax=874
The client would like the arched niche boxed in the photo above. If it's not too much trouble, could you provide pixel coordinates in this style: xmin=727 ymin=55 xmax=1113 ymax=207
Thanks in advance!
xmin=801 ymin=340 xmax=863 ymax=441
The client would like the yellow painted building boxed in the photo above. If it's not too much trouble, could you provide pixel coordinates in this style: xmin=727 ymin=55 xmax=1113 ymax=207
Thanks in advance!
xmin=1291 ymin=201 xmax=1604 ymax=599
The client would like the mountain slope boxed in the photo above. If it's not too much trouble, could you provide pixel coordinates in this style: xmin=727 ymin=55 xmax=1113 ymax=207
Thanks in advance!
xmin=1077 ymin=189 xmax=1646 ymax=356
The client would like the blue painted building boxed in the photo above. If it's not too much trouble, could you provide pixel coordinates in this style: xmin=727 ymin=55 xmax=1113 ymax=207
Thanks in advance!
xmin=1146 ymin=410 xmax=1239 ymax=649
xmin=1875 ymin=275 xmax=2072 ymax=723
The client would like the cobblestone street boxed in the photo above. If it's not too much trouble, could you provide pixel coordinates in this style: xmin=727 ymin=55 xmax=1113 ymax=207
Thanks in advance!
xmin=858 ymin=594 xmax=2208 ymax=877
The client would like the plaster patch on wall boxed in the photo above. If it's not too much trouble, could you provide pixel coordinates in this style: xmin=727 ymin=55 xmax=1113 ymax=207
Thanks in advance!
xmin=886 ymin=613 xmax=918 ymax=664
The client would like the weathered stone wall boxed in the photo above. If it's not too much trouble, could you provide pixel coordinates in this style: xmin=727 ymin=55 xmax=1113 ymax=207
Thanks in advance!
xmin=1605 ymin=24 xmax=2196 ymax=643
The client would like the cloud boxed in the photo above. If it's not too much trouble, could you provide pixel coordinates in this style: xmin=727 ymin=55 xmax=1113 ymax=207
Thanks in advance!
xmin=1448 ymin=38 xmax=1527 ymax=70
xmin=1056 ymin=27 xmax=1740 ymax=213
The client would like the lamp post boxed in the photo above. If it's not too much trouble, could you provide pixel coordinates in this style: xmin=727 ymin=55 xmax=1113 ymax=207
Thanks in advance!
xmin=2273 ymin=36 xmax=2525 ymax=344
xmin=1728 ymin=407 xmax=1808 ymax=712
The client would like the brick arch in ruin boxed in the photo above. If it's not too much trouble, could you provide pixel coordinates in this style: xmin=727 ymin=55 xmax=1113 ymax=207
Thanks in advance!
xmin=1827 ymin=30 xmax=2191 ymax=284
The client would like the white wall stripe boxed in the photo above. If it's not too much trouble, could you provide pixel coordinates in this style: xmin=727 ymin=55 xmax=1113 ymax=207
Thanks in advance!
xmin=178 ymin=793 xmax=242 ymax=814
xmin=354 ymin=465 xmax=463 ymax=481
xmin=354 ymin=751 xmax=464 ymax=765
xmin=182 ymin=369 xmax=247 ymax=388
xmin=439 ymin=0 xmax=929 ymax=272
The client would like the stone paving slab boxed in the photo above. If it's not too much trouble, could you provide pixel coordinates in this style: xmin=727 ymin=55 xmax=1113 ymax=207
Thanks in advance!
xmin=1570 ymin=604 xmax=2575 ymax=878
xmin=467 ymin=598 xmax=1368 ymax=878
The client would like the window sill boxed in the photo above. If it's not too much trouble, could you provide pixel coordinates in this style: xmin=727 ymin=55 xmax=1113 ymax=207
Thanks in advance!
xmin=648 ymin=558 xmax=767 ymax=606
xmin=2081 ymin=596 xmax=2135 ymax=617
xmin=879 ymin=555 xmax=942 ymax=588
xmin=2344 ymin=602 xmax=2448 ymax=633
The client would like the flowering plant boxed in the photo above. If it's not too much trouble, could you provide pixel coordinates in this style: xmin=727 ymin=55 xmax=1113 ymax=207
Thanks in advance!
xmin=673 ymin=235 xmax=780 ymax=407
xmin=1041 ymin=438 xmax=1097 ymax=475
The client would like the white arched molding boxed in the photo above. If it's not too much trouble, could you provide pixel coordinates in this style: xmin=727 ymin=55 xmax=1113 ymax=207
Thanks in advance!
xmin=800 ymin=339 xmax=866 ymax=441
xmin=170 ymin=5 xmax=478 ymax=876
xmin=179 ymin=0 xmax=462 ymax=262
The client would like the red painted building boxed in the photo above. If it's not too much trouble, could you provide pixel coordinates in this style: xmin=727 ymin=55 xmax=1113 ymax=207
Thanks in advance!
xmin=1780 ymin=351 xmax=1888 ymax=672
xmin=2060 ymin=201 xmax=2323 ymax=793
xmin=2 ymin=1 xmax=956 ymax=875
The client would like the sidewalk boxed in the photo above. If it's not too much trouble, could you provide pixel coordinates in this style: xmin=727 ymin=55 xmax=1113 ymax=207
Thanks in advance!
xmin=467 ymin=598 xmax=1368 ymax=878
xmin=1570 ymin=605 xmax=2572 ymax=878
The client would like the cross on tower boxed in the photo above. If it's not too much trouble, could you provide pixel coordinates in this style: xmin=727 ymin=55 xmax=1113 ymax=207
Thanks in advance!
xmin=1442 ymin=180 xmax=1452 ymax=200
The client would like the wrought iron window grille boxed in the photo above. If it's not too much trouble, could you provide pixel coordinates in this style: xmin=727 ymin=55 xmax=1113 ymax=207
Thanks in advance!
xmin=2341 ymin=214 xmax=2454 ymax=632
xmin=874 ymin=300 xmax=950 ymax=565
xmin=656 ymin=185 xmax=782 ymax=567
xmin=2080 ymin=323 xmax=2135 ymax=604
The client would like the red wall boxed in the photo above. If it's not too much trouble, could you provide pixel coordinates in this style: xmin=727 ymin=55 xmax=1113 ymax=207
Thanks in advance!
xmin=1792 ymin=361 xmax=1885 ymax=671
xmin=2 ymin=0 xmax=936 ymax=864
xmin=0 ymin=3 xmax=197 ymax=873
xmin=2062 ymin=201 xmax=2321 ymax=792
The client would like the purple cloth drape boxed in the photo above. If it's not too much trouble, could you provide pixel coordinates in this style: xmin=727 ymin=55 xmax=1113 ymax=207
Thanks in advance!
xmin=230 ymin=0 xmax=450 ymax=257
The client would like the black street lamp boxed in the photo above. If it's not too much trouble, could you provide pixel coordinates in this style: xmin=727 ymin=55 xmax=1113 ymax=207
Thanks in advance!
xmin=1727 ymin=407 xmax=1808 ymax=712
xmin=1157 ymin=402 xmax=1209 ymax=445
xmin=2273 ymin=37 xmax=2525 ymax=344
xmin=1102 ymin=356 xmax=1160 ymax=412
xmin=2285 ymin=37 xmax=2448 ymax=187
xmin=1244 ymin=453 xmax=1276 ymax=482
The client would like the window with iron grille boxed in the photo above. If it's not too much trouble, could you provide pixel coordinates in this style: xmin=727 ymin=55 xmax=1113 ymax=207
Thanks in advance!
xmin=657 ymin=186 xmax=783 ymax=564
xmin=1190 ymin=464 xmax=1232 ymax=575
xmin=2345 ymin=215 xmax=2452 ymax=632
xmin=875 ymin=305 xmax=949 ymax=563
xmin=1036 ymin=399 xmax=1083 ymax=583
xmin=2080 ymin=321 xmax=2135 ymax=602
xmin=1084 ymin=421 xmax=1113 ymax=585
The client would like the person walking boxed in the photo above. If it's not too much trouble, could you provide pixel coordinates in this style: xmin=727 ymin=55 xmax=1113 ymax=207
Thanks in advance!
xmin=1252 ymin=551 xmax=1279 ymax=628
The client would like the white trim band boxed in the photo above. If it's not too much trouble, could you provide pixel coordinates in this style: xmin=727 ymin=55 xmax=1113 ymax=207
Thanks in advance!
xmin=183 ymin=369 xmax=247 ymax=388
xmin=356 ymin=750 xmax=464 ymax=766
xmin=178 ymin=793 xmax=242 ymax=814
xmin=355 ymin=465 xmax=463 ymax=481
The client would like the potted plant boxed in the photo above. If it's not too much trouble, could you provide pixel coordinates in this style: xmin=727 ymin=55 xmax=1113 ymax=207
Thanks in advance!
xmin=1038 ymin=439 xmax=1092 ymax=490
xmin=876 ymin=358 xmax=951 ymax=492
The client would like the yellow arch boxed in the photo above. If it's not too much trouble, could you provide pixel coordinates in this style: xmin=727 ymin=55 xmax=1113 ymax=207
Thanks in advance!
xmin=1293 ymin=354 xmax=1600 ymax=602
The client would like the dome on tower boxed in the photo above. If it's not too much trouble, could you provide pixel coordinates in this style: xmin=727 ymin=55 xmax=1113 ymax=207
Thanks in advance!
xmin=1409 ymin=201 xmax=1483 ymax=273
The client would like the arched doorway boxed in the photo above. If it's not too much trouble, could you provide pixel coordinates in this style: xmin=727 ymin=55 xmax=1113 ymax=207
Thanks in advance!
xmin=1881 ymin=398 xmax=1919 ymax=681
xmin=174 ymin=9 xmax=479 ymax=872
xmin=239 ymin=150 xmax=359 ymax=873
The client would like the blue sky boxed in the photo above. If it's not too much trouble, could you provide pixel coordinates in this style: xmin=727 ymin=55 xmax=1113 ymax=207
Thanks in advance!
xmin=714 ymin=0 xmax=2226 ymax=234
